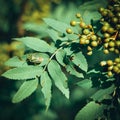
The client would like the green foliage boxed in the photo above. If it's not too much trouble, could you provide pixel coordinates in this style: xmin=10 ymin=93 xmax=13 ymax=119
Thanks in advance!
xmin=71 ymin=52 xmax=88 ymax=72
xmin=43 ymin=18 xmax=72 ymax=34
xmin=4 ymin=56 xmax=27 ymax=67
xmin=2 ymin=66 xmax=43 ymax=80
xmin=13 ymin=37 xmax=55 ymax=53
xmin=41 ymin=72 xmax=52 ymax=110
xmin=75 ymin=101 xmax=106 ymax=120
xmin=48 ymin=60 xmax=69 ymax=99
xmin=77 ymin=79 xmax=92 ymax=89
xmin=1 ymin=0 xmax=120 ymax=120
xmin=12 ymin=78 xmax=38 ymax=103
xmin=91 ymin=85 xmax=115 ymax=101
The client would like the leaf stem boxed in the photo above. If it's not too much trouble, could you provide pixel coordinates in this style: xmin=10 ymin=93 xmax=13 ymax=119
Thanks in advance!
xmin=42 ymin=47 xmax=63 ymax=72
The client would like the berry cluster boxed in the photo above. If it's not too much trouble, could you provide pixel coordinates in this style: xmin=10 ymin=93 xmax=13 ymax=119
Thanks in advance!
xmin=100 ymin=57 xmax=120 ymax=76
xmin=66 ymin=13 xmax=101 ymax=55
xmin=66 ymin=0 xmax=120 ymax=76
xmin=99 ymin=0 xmax=120 ymax=76
xmin=99 ymin=0 xmax=120 ymax=55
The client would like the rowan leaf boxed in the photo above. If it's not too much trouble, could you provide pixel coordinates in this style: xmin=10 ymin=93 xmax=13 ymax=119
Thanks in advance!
xmin=43 ymin=18 xmax=78 ymax=34
xmin=91 ymin=85 xmax=115 ymax=101
xmin=4 ymin=56 xmax=27 ymax=67
xmin=66 ymin=63 xmax=84 ymax=78
xmin=75 ymin=101 xmax=105 ymax=120
xmin=77 ymin=79 xmax=92 ymax=89
xmin=12 ymin=78 xmax=38 ymax=103
xmin=2 ymin=66 xmax=43 ymax=80
xmin=71 ymin=52 xmax=88 ymax=72
xmin=13 ymin=37 xmax=54 ymax=53
xmin=41 ymin=72 xmax=52 ymax=110
xmin=56 ymin=49 xmax=66 ymax=66
xmin=48 ymin=60 xmax=69 ymax=99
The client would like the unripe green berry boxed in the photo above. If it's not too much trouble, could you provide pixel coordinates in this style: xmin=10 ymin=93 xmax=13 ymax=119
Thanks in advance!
xmin=91 ymin=41 xmax=98 ymax=47
xmin=76 ymin=13 xmax=81 ymax=18
xmin=79 ymin=22 xmax=87 ymax=29
xmin=79 ymin=38 xmax=86 ymax=44
xmin=108 ymin=66 xmax=113 ymax=71
xmin=111 ymin=17 xmax=118 ymax=24
xmin=104 ymin=43 xmax=109 ymax=48
xmin=100 ymin=61 xmax=106 ymax=66
xmin=70 ymin=21 xmax=76 ymax=26
xmin=107 ymin=27 xmax=115 ymax=34
xmin=115 ymin=58 xmax=120 ymax=63
xmin=116 ymin=41 xmax=120 ymax=47
xmin=104 ymin=49 xmax=109 ymax=54
xmin=90 ymin=35 xmax=97 ymax=41
xmin=114 ymin=49 xmax=119 ymax=54
xmin=117 ymin=64 xmax=120 ymax=68
xmin=116 ymin=24 xmax=120 ymax=30
xmin=108 ymin=11 xmax=114 ymax=17
xmin=87 ymin=46 xmax=92 ymax=51
xmin=101 ymin=10 xmax=108 ymax=16
xmin=66 ymin=28 xmax=72 ymax=34
xmin=103 ymin=22 xmax=110 ymax=27
xmin=99 ymin=7 xmax=104 ymax=13
xmin=104 ymin=38 xmax=110 ymax=42
xmin=109 ymin=47 xmax=115 ymax=52
xmin=85 ymin=39 xmax=90 ymax=44
xmin=108 ymin=41 xmax=115 ymax=47
xmin=83 ymin=29 xmax=90 ymax=35
xmin=107 ymin=71 xmax=113 ymax=77
xmin=104 ymin=33 xmax=110 ymax=38
xmin=102 ymin=26 xmax=108 ymax=32
xmin=107 ymin=60 xmax=113 ymax=66
xmin=113 ymin=66 xmax=119 ymax=72
xmin=87 ymin=51 xmax=92 ymax=55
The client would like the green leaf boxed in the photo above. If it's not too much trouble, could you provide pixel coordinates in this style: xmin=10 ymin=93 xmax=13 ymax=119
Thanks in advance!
xmin=75 ymin=101 xmax=105 ymax=120
xmin=47 ymin=29 xmax=60 ymax=42
xmin=24 ymin=23 xmax=47 ymax=37
xmin=13 ymin=37 xmax=54 ymax=53
xmin=47 ymin=29 xmax=68 ymax=42
xmin=12 ymin=78 xmax=38 ymax=103
xmin=71 ymin=52 xmax=88 ymax=72
xmin=41 ymin=71 xmax=52 ymax=110
xmin=4 ymin=56 xmax=27 ymax=67
xmin=78 ymin=0 xmax=107 ymax=24
xmin=66 ymin=34 xmax=79 ymax=40
xmin=43 ymin=18 xmax=78 ymax=34
xmin=66 ymin=63 xmax=84 ymax=78
xmin=77 ymin=79 xmax=92 ymax=89
xmin=2 ymin=66 xmax=43 ymax=80
xmin=48 ymin=60 xmax=69 ymax=99
xmin=56 ymin=49 xmax=66 ymax=66
xmin=91 ymin=85 xmax=115 ymax=101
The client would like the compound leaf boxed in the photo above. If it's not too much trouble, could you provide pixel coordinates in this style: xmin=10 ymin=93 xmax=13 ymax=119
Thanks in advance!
xmin=2 ymin=66 xmax=43 ymax=80
xmin=13 ymin=37 xmax=54 ymax=53
xmin=71 ymin=52 xmax=88 ymax=72
xmin=12 ymin=78 xmax=38 ymax=103
xmin=75 ymin=101 xmax=105 ymax=120
xmin=48 ymin=60 xmax=69 ymax=99
xmin=41 ymin=71 xmax=52 ymax=110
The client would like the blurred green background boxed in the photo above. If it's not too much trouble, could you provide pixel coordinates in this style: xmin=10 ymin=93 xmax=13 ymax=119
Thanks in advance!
xmin=0 ymin=0 xmax=105 ymax=120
